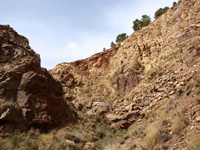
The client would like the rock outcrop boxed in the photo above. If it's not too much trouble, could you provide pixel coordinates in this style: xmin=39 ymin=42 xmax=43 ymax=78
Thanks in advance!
xmin=111 ymin=60 xmax=143 ymax=94
xmin=0 ymin=25 xmax=76 ymax=132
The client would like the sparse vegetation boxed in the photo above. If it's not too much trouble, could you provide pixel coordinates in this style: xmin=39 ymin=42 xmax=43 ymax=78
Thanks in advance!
xmin=176 ymin=88 xmax=184 ymax=97
xmin=178 ymin=0 xmax=182 ymax=4
xmin=140 ymin=121 xmax=162 ymax=150
xmin=172 ymin=0 xmax=182 ymax=8
xmin=126 ymin=121 xmax=146 ymax=138
xmin=171 ymin=107 xmax=189 ymax=135
xmin=110 ymin=41 xmax=116 ymax=48
xmin=154 ymin=7 xmax=169 ymax=19
xmin=195 ymin=87 xmax=200 ymax=94
xmin=116 ymin=33 xmax=128 ymax=44
xmin=192 ymin=78 xmax=200 ymax=94
xmin=0 ymin=113 xmax=125 ymax=150
xmin=110 ymin=33 xmax=128 ymax=48
xmin=132 ymin=15 xmax=151 ymax=31
xmin=173 ymin=2 xmax=177 ymax=7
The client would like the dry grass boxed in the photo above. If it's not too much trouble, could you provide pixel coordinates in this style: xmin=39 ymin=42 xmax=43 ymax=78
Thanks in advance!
xmin=140 ymin=121 xmax=162 ymax=150
xmin=138 ymin=98 xmax=175 ymax=150
xmin=102 ymin=141 xmax=121 ymax=150
xmin=186 ymin=134 xmax=200 ymax=150
xmin=127 ymin=120 xmax=146 ymax=138
xmin=0 ymin=112 xmax=124 ymax=150
xmin=0 ymin=130 xmax=40 ymax=150
xmin=171 ymin=107 xmax=189 ymax=135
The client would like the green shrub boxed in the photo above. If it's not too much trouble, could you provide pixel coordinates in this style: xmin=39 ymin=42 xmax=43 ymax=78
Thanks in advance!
xmin=116 ymin=33 xmax=128 ymax=44
xmin=173 ymin=2 xmax=177 ymax=7
xmin=110 ymin=41 xmax=116 ymax=48
xmin=154 ymin=7 xmax=169 ymax=19
xmin=176 ymin=88 xmax=184 ymax=97
xmin=132 ymin=15 xmax=151 ymax=31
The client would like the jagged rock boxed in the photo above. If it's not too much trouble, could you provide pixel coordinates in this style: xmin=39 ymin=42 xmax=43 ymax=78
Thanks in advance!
xmin=106 ymin=114 xmax=121 ymax=122
xmin=125 ymin=104 xmax=133 ymax=112
xmin=91 ymin=102 xmax=110 ymax=114
xmin=160 ymin=132 xmax=172 ymax=142
xmin=106 ymin=110 xmax=140 ymax=123
xmin=84 ymin=142 xmax=94 ymax=149
xmin=65 ymin=139 xmax=75 ymax=146
xmin=195 ymin=116 xmax=200 ymax=122
xmin=74 ymin=103 xmax=83 ymax=111
xmin=86 ymin=99 xmax=94 ymax=109
xmin=0 ymin=25 xmax=76 ymax=132
xmin=169 ymin=90 xmax=175 ymax=95
xmin=120 ymin=110 xmax=140 ymax=122
xmin=111 ymin=61 xmax=142 ymax=94
xmin=63 ymin=93 xmax=75 ymax=101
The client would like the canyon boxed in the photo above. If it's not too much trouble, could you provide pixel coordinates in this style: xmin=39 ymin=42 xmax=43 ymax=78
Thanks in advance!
xmin=0 ymin=0 xmax=200 ymax=149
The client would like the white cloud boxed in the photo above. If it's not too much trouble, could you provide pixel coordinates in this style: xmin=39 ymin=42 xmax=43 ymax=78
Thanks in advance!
xmin=66 ymin=42 xmax=80 ymax=49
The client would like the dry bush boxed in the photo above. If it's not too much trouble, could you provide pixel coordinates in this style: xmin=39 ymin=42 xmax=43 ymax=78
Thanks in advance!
xmin=102 ymin=141 xmax=121 ymax=150
xmin=0 ymin=130 xmax=39 ymax=150
xmin=127 ymin=120 xmax=146 ymax=138
xmin=140 ymin=121 xmax=162 ymax=150
xmin=171 ymin=107 xmax=189 ymax=135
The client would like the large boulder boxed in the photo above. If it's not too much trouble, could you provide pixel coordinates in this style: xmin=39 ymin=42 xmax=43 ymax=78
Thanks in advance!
xmin=0 ymin=25 xmax=76 ymax=132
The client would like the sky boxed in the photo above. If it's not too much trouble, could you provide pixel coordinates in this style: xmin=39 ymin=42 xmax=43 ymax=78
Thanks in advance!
xmin=0 ymin=0 xmax=178 ymax=69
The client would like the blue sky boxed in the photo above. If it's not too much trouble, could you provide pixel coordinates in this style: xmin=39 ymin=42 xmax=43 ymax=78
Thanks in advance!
xmin=0 ymin=0 xmax=178 ymax=69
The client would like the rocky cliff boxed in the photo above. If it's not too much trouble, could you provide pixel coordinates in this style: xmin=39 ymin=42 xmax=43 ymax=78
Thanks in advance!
xmin=0 ymin=25 xmax=76 ymax=132
xmin=51 ymin=0 xmax=200 ymax=111
xmin=49 ymin=0 xmax=200 ymax=149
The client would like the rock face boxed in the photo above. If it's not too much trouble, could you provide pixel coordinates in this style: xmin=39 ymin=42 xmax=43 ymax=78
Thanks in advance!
xmin=179 ymin=23 xmax=200 ymax=66
xmin=111 ymin=60 xmax=142 ymax=94
xmin=50 ymin=0 xmax=200 ymax=103
xmin=0 ymin=25 xmax=76 ymax=132
xmin=70 ymin=44 xmax=120 ymax=74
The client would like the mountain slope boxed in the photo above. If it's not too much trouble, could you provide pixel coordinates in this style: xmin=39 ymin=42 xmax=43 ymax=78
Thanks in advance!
xmin=50 ymin=0 xmax=200 ymax=149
